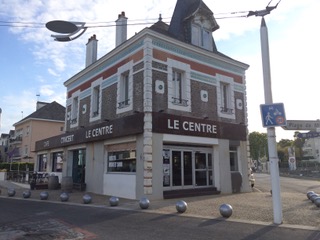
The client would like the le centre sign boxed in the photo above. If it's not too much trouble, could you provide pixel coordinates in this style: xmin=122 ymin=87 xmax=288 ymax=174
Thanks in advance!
xmin=168 ymin=119 xmax=217 ymax=134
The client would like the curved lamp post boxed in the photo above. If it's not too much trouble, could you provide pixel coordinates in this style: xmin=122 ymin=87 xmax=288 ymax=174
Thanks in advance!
xmin=45 ymin=20 xmax=87 ymax=42
xmin=247 ymin=0 xmax=283 ymax=225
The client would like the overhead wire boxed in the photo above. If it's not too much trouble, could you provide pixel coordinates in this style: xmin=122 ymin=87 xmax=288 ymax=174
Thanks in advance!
xmin=0 ymin=1 xmax=282 ymax=29
xmin=0 ymin=11 xmax=250 ymax=29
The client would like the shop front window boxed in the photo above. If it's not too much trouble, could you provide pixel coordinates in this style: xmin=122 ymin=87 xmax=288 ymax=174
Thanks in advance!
xmin=52 ymin=152 xmax=63 ymax=172
xmin=230 ymin=146 xmax=238 ymax=171
xmin=108 ymin=150 xmax=136 ymax=173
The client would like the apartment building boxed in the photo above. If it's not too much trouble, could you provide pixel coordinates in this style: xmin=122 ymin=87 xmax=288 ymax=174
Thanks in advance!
xmin=10 ymin=101 xmax=65 ymax=164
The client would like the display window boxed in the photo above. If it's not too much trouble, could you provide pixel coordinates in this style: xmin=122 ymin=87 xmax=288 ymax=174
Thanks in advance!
xmin=108 ymin=150 xmax=136 ymax=172
xmin=52 ymin=152 xmax=63 ymax=172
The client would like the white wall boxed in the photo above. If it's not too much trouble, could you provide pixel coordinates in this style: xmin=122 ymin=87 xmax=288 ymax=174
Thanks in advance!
xmin=215 ymin=139 xmax=232 ymax=193
xmin=104 ymin=173 xmax=136 ymax=199
xmin=85 ymin=142 xmax=105 ymax=194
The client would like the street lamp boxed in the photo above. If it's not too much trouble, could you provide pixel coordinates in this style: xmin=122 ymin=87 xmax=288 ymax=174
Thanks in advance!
xmin=248 ymin=0 xmax=283 ymax=225
xmin=45 ymin=20 xmax=87 ymax=42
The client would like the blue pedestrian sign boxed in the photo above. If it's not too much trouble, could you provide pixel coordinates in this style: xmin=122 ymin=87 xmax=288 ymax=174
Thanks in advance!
xmin=260 ymin=103 xmax=286 ymax=128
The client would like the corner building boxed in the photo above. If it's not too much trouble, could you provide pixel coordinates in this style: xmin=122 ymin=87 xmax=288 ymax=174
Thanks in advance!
xmin=35 ymin=0 xmax=250 ymax=200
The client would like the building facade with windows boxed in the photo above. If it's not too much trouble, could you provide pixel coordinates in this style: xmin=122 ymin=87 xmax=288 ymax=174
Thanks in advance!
xmin=35 ymin=0 xmax=250 ymax=200
xmin=9 ymin=101 xmax=65 ymax=168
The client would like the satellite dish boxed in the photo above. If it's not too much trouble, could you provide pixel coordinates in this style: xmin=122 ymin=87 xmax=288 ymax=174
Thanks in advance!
xmin=45 ymin=20 xmax=87 ymax=42
xmin=46 ymin=20 xmax=78 ymax=34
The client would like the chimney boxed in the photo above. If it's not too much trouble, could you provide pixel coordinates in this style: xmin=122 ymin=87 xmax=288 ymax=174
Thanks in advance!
xmin=115 ymin=12 xmax=127 ymax=47
xmin=86 ymin=34 xmax=98 ymax=67
xmin=36 ymin=101 xmax=48 ymax=110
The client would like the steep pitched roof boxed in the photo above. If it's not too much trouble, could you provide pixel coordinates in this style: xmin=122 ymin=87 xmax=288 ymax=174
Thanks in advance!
xmin=14 ymin=101 xmax=65 ymax=126
xmin=149 ymin=0 xmax=235 ymax=60
xmin=168 ymin=0 xmax=219 ymax=43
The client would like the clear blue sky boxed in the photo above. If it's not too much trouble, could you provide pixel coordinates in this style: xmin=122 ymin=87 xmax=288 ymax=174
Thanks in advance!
xmin=0 ymin=0 xmax=319 ymax=141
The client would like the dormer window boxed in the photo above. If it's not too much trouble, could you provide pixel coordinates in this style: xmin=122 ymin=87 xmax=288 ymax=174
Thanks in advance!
xmin=191 ymin=24 xmax=213 ymax=50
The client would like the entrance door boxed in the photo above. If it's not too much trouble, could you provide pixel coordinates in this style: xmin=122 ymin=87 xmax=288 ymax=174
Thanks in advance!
xmin=72 ymin=149 xmax=86 ymax=184
xmin=164 ymin=148 xmax=213 ymax=189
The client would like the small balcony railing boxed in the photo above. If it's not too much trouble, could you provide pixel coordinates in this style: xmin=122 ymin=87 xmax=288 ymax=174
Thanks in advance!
xmin=172 ymin=97 xmax=188 ymax=107
xmin=118 ymin=99 xmax=130 ymax=109
xmin=71 ymin=118 xmax=78 ymax=124
xmin=220 ymin=107 xmax=233 ymax=114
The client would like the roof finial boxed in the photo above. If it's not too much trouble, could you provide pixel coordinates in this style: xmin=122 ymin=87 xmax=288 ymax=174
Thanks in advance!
xmin=158 ymin=14 xmax=162 ymax=21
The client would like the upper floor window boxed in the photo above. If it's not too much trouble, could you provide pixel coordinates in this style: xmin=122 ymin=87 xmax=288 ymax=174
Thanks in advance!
xmin=168 ymin=59 xmax=191 ymax=112
xmin=172 ymin=70 xmax=188 ymax=106
xmin=221 ymin=82 xmax=232 ymax=113
xmin=25 ymin=126 xmax=30 ymax=136
xmin=116 ymin=61 xmax=133 ymax=114
xmin=69 ymin=90 xmax=80 ymax=127
xmin=217 ymin=74 xmax=235 ymax=119
xmin=71 ymin=97 xmax=79 ymax=125
xmin=90 ymin=78 xmax=102 ymax=122
xmin=119 ymin=72 xmax=130 ymax=108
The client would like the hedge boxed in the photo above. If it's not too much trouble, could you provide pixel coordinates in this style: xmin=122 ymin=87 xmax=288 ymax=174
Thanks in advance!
xmin=0 ymin=162 xmax=34 ymax=172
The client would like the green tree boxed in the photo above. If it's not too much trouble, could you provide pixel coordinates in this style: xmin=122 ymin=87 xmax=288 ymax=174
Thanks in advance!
xmin=292 ymin=137 xmax=305 ymax=161
xmin=249 ymin=132 xmax=268 ymax=160
xmin=277 ymin=139 xmax=293 ymax=162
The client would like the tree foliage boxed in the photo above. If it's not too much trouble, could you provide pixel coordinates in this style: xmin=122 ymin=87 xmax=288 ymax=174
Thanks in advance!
xmin=249 ymin=131 xmax=268 ymax=160
xmin=277 ymin=139 xmax=293 ymax=162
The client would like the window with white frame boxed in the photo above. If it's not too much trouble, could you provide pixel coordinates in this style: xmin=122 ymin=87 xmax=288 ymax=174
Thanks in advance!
xmin=90 ymin=79 xmax=102 ymax=121
xmin=217 ymin=74 xmax=235 ymax=119
xmin=172 ymin=70 xmax=186 ymax=105
xmin=221 ymin=82 xmax=231 ymax=113
xmin=24 ymin=145 xmax=28 ymax=156
xmin=116 ymin=61 xmax=133 ymax=114
xmin=119 ymin=72 xmax=129 ymax=108
xmin=71 ymin=96 xmax=79 ymax=126
xmin=25 ymin=126 xmax=30 ymax=136
xmin=168 ymin=59 xmax=191 ymax=112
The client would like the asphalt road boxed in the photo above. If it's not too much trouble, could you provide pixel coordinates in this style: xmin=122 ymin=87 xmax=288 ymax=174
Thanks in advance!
xmin=254 ymin=173 xmax=320 ymax=194
xmin=1 ymin=198 xmax=320 ymax=240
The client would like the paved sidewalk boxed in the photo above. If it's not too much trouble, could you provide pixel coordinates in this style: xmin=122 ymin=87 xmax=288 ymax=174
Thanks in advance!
xmin=0 ymin=180 xmax=319 ymax=230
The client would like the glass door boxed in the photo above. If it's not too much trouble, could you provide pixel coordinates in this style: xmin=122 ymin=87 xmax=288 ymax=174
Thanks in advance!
xmin=164 ymin=148 xmax=213 ymax=188
xmin=171 ymin=150 xmax=193 ymax=187
xmin=195 ymin=152 xmax=207 ymax=186
xmin=195 ymin=152 xmax=213 ymax=186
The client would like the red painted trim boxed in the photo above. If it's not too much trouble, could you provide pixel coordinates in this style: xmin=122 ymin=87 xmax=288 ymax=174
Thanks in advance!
xmin=153 ymin=49 xmax=243 ymax=83
xmin=67 ymin=50 xmax=144 ymax=98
